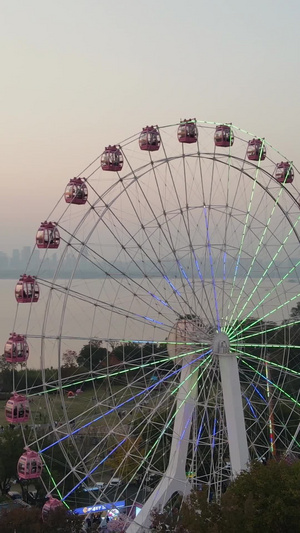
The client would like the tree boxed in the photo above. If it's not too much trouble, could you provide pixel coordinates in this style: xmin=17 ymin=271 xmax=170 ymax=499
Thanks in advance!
xmin=62 ymin=350 xmax=78 ymax=368
xmin=0 ymin=506 xmax=42 ymax=533
xmin=0 ymin=428 xmax=25 ymax=495
xmin=106 ymin=437 xmax=145 ymax=482
xmin=77 ymin=341 xmax=109 ymax=369
xmin=219 ymin=459 xmax=300 ymax=532
xmin=151 ymin=488 xmax=219 ymax=533
xmin=0 ymin=506 xmax=83 ymax=533
xmin=151 ymin=460 xmax=300 ymax=533
xmin=290 ymin=301 xmax=300 ymax=319
xmin=107 ymin=512 xmax=132 ymax=531
xmin=42 ymin=506 xmax=83 ymax=533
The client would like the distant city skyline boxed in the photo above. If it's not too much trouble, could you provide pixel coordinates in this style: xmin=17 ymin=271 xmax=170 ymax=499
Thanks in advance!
xmin=1 ymin=244 xmax=300 ymax=281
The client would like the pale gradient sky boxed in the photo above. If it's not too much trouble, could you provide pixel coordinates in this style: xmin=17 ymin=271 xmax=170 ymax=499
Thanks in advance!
xmin=1 ymin=0 xmax=300 ymax=253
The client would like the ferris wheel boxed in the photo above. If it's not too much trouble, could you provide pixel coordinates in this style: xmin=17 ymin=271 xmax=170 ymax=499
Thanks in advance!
xmin=4 ymin=119 xmax=300 ymax=530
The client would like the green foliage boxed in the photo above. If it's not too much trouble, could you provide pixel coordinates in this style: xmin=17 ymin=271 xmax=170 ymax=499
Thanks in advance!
xmin=0 ymin=368 xmax=59 ymax=394
xmin=219 ymin=459 xmax=300 ymax=533
xmin=77 ymin=341 xmax=109 ymax=369
xmin=0 ymin=506 xmax=42 ymax=533
xmin=106 ymin=436 xmax=145 ymax=482
xmin=151 ymin=460 xmax=300 ymax=533
xmin=151 ymin=489 xmax=219 ymax=533
xmin=0 ymin=506 xmax=83 ymax=532
xmin=42 ymin=506 xmax=83 ymax=532
xmin=62 ymin=350 xmax=78 ymax=368
xmin=290 ymin=302 xmax=300 ymax=319
xmin=0 ymin=428 xmax=25 ymax=495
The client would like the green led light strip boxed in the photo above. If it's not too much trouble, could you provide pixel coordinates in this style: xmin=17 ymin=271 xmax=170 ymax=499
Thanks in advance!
xmin=229 ymin=289 xmax=300 ymax=341
xmin=225 ymin=139 xmax=265 ymax=336
xmin=233 ymin=348 xmax=300 ymax=377
xmin=112 ymin=356 xmax=212 ymax=492
xmin=227 ymin=180 xmax=294 ymax=336
xmin=27 ymin=344 xmax=210 ymax=398
xmin=238 ymin=352 xmax=300 ymax=411
xmin=42 ymin=457 xmax=70 ymax=509
xmin=229 ymin=246 xmax=300 ymax=340
xmin=231 ymin=342 xmax=300 ymax=350
xmin=60 ymin=354 xmax=212 ymax=501
xmin=238 ymin=353 xmax=300 ymax=450
xmin=228 ymin=318 xmax=300 ymax=343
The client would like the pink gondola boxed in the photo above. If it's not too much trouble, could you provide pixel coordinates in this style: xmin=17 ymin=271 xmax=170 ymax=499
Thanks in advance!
xmin=139 ymin=126 xmax=161 ymax=151
xmin=4 ymin=333 xmax=29 ymax=364
xmin=274 ymin=161 xmax=294 ymax=184
xmin=64 ymin=178 xmax=88 ymax=205
xmin=15 ymin=275 xmax=39 ymax=303
xmin=36 ymin=221 xmax=60 ymax=249
xmin=177 ymin=119 xmax=198 ymax=144
xmin=214 ymin=124 xmax=234 ymax=147
xmin=5 ymin=393 xmax=30 ymax=423
xmin=101 ymin=145 xmax=123 ymax=171
xmin=247 ymin=138 xmax=266 ymax=161
xmin=17 ymin=448 xmax=43 ymax=480
xmin=42 ymin=496 xmax=63 ymax=521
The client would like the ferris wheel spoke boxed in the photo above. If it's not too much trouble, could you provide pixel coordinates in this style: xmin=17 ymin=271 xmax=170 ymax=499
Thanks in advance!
xmin=238 ymin=355 xmax=300 ymax=412
xmin=121 ymin=149 xmax=197 ymax=319
xmin=219 ymin=127 xmax=237 ymax=326
xmin=95 ymin=198 xmax=198 ymax=322
xmin=62 ymin=175 xmax=200 ymax=325
xmin=234 ymin=348 xmax=300 ymax=379
xmin=231 ymin=317 xmax=300 ymax=344
xmin=38 ymin=348 xmax=211 ymax=456
xmin=224 ymin=143 xmax=267 ymax=332
xmin=180 ymin=144 xmax=201 ymax=314
xmin=148 ymin=165 xmax=207 ymax=319
xmin=203 ymin=207 xmax=221 ymax=330
xmin=53 ymin=352 xmax=212 ymax=501
xmin=19 ymin=343 xmax=210 ymax=400
xmin=227 ymin=183 xmax=300 ymax=333
xmin=192 ymin=139 xmax=223 ymax=322
xmin=239 ymin=363 xmax=300 ymax=458
xmin=38 ymin=278 xmax=175 ymax=335
xmin=115 ymin=355 xmax=213 ymax=504
xmin=157 ymin=138 xmax=217 ymax=323
xmin=228 ymin=288 xmax=300 ymax=341
xmin=228 ymin=253 xmax=300 ymax=340
xmin=65 ymin=231 xmax=181 ymax=321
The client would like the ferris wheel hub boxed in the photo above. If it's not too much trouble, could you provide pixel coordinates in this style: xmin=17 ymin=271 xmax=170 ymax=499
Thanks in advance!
xmin=212 ymin=331 xmax=230 ymax=355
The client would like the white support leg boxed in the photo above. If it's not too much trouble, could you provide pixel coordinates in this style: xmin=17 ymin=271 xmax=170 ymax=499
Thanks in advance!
xmin=127 ymin=357 xmax=199 ymax=533
xmin=218 ymin=351 xmax=249 ymax=476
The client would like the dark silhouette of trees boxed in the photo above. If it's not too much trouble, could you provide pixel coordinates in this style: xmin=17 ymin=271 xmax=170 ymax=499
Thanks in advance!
xmin=0 ymin=506 xmax=83 ymax=532
xmin=290 ymin=302 xmax=300 ymax=319
xmin=62 ymin=350 xmax=78 ymax=368
xmin=0 ymin=427 xmax=24 ymax=496
xmin=77 ymin=341 xmax=109 ymax=369
xmin=151 ymin=459 xmax=300 ymax=532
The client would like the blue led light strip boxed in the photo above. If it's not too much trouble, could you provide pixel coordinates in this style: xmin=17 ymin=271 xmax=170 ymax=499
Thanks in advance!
xmin=203 ymin=207 xmax=220 ymax=331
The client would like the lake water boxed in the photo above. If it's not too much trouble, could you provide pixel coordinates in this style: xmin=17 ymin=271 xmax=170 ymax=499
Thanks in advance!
xmin=1 ymin=276 xmax=300 ymax=370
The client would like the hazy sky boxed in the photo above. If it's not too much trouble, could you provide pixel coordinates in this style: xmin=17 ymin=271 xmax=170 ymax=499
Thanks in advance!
xmin=1 ymin=0 xmax=300 ymax=253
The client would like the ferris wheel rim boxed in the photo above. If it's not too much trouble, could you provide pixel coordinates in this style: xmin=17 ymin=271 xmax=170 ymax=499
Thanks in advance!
xmin=7 ymin=120 xmax=300 ymax=519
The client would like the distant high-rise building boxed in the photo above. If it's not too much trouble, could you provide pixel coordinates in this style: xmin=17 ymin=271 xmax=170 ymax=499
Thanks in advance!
xmin=30 ymin=249 xmax=40 ymax=272
xmin=21 ymin=246 xmax=31 ymax=269
xmin=0 ymin=251 xmax=9 ymax=270
xmin=11 ymin=249 xmax=21 ymax=270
